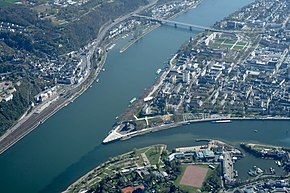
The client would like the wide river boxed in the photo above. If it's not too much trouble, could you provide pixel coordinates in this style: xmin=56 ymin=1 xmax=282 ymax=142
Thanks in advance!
xmin=1 ymin=0 xmax=289 ymax=192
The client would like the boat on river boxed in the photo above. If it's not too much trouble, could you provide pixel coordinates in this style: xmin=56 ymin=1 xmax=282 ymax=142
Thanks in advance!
xmin=106 ymin=44 xmax=116 ymax=52
xmin=156 ymin=68 xmax=162 ymax=75
xmin=130 ymin=97 xmax=137 ymax=104
xmin=212 ymin=120 xmax=232 ymax=123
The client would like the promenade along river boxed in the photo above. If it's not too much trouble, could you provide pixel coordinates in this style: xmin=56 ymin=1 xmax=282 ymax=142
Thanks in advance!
xmin=2 ymin=0 xmax=289 ymax=192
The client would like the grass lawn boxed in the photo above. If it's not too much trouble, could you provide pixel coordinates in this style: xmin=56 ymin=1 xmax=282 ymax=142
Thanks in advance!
xmin=221 ymin=43 xmax=235 ymax=49
xmin=213 ymin=38 xmax=249 ymax=48
xmin=204 ymin=164 xmax=219 ymax=179
xmin=211 ymin=38 xmax=241 ymax=50
xmin=134 ymin=145 xmax=165 ymax=166
xmin=223 ymin=39 xmax=237 ymax=45
xmin=214 ymin=38 xmax=226 ymax=43
xmin=145 ymin=146 xmax=162 ymax=165
xmin=233 ymin=46 xmax=246 ymax=50
xmin=234 ymin=44 xmax=245 ymax=48
xmin=233 ymin=42 xmax=247 ymax=50
xmin=174 ymin=165 xmax=188 ymax=186
xmin=210 ymin=43 xmax=222 ymax=49
xmin=235 ymin=42 xmax=247 ymax=47
xmin=136 ymin=156 xmax=146 ymax=166
xmin=135 ymin=146 xmax=150 ymax=155
xmin=178 ymin=184 xmax=199 ymax=193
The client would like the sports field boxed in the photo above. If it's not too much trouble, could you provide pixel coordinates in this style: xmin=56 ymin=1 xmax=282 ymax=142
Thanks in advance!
xmin=180 ymin=165 xmax=208 ymax=188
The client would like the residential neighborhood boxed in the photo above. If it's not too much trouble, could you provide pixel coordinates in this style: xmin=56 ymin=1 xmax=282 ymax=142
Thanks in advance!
xmin=103 ymin=0 xmax=290 ymax=143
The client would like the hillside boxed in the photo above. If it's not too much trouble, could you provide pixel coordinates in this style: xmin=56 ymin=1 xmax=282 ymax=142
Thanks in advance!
xmin=0 ymin=0 xmax=149 ymax=135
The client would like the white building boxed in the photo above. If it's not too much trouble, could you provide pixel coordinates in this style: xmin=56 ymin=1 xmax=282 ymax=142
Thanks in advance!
xmin=182 ymin=71 xmax=190 ymax=84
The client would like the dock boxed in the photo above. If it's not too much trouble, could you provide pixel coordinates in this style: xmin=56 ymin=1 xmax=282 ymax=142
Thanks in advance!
xmin=102 ymin=125 xmax=123 ymax=143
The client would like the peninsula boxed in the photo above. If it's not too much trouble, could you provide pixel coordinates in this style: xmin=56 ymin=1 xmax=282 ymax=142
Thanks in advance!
xmin=0 ymin=0 xmax=207 ymax=155
xmin=103 ymin=0 xmax=290 ymax=143
xmin=0 ymin=0 xmax=160 ymax=154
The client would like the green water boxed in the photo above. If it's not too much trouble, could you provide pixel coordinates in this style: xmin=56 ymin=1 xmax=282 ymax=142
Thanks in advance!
xmin=1 ymin=0 xmax=287 ymax=192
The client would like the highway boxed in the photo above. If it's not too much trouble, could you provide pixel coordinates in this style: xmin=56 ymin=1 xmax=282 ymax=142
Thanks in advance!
xmin=0 ymin=0 xmax=159 ymax=155
xmin=0 ymin=96 xmax=67 ymax=154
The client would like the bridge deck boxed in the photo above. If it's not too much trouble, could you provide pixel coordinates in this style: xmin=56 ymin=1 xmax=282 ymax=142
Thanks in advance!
xmin=134 ymin=14 xmax=236 ymax=33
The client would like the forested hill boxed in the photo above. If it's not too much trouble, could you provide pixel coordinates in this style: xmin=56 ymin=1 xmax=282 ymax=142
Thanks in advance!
xmin=0 ymin=0 xmax=148 ymax=56
xmin=62 ymin=0 xmax=149 ymax=49
xmin=0 ymin=0 xmax=149 ymax=135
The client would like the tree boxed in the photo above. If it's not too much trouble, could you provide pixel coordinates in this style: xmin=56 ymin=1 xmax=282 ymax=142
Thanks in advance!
xmin=170 ymin=183 xmax=176 ymax=192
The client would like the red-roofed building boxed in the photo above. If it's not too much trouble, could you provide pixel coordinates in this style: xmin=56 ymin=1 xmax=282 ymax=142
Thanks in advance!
xmin=121 ymin=185 xmax=145 ymax=193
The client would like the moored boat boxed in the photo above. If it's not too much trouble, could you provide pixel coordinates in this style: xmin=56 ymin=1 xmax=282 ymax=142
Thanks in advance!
xmin=212 ymin=120 xmax=232 ymax=123
xmin=156 ymin=68 xmax=162 ymax=75
xmin=130 ymin=97 xmax=137 ymax=104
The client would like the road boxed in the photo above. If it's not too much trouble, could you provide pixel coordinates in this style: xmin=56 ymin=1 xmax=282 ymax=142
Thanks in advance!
xmin=0 ymin=0 xmax=159 ymax=155
xmin=223 ymin=152 xmax=234 ymax=183
xmin=0 ymin=96 xmax=67 ymax=154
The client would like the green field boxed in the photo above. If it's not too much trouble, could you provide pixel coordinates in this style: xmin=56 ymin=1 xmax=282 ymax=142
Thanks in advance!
xmin=214 ymin=38 xmax=226 ymax=43
xmin=211 ymin=37 xmax=248 ymax=50
xmin=135 ymin=146 xmax=150 ymax=155
xmin=145 ymin=146 xmax=161 ymax=165
xmin=174 ymin=165 xmax=198 ymax=193
xmin=235 ymin=42 xmax=247 ymax=46
xmin=178 ymin=183 xmax=199 ymax=193
xmin=222 ymin=43 xmax=235 ymax=49
xmin=0 ymin=0 xmax=18 ymax=6
xmin=134 ymin=145 xmax=165 ymax=166
xmin=233 ymin=42 xmax=247 ymax=50
xmin=223 ymin=39 xmax=237 ymax=45
xmin=174 ymin=164 xmax=218 ymax=193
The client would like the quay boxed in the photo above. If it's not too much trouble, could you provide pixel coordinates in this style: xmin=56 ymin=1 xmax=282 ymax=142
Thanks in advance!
xmin=103 ymin=116 xmax=290 ymax=144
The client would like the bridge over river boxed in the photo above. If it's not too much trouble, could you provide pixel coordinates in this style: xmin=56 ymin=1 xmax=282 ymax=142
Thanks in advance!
xmin=134 ymin=14 xmax=237 ymax=33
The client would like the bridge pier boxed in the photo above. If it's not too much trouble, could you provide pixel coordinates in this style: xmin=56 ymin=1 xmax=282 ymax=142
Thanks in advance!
xmin=190 ymin=26 xmax=192 ymax=31
xmin=174 ymin=23 xmax=177 ymax=28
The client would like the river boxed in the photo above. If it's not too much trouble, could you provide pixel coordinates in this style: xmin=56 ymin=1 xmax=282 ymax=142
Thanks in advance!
xmin=2 ymin=0 xmax=288 ymax=192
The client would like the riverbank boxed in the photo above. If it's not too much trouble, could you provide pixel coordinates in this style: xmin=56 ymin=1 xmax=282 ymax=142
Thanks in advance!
xmin=103 ymin=0 xmax=290 ymax=145
xmin=0 ymin=0 xmax=159 ymax=155
xmin=103 ymin=116 xmax=290 ymax=144
xmin=119 ymin=0 xmax=204 ymax=53
xmin=66 ymin=138 xmax=290 ymax=193
xmin=120 ymin=24 xmax=161 ymax=53
xmin=64 ymin=144 xmax=167 ymax=192
xmin=0 ymin=48 xmax=107 ymax=155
